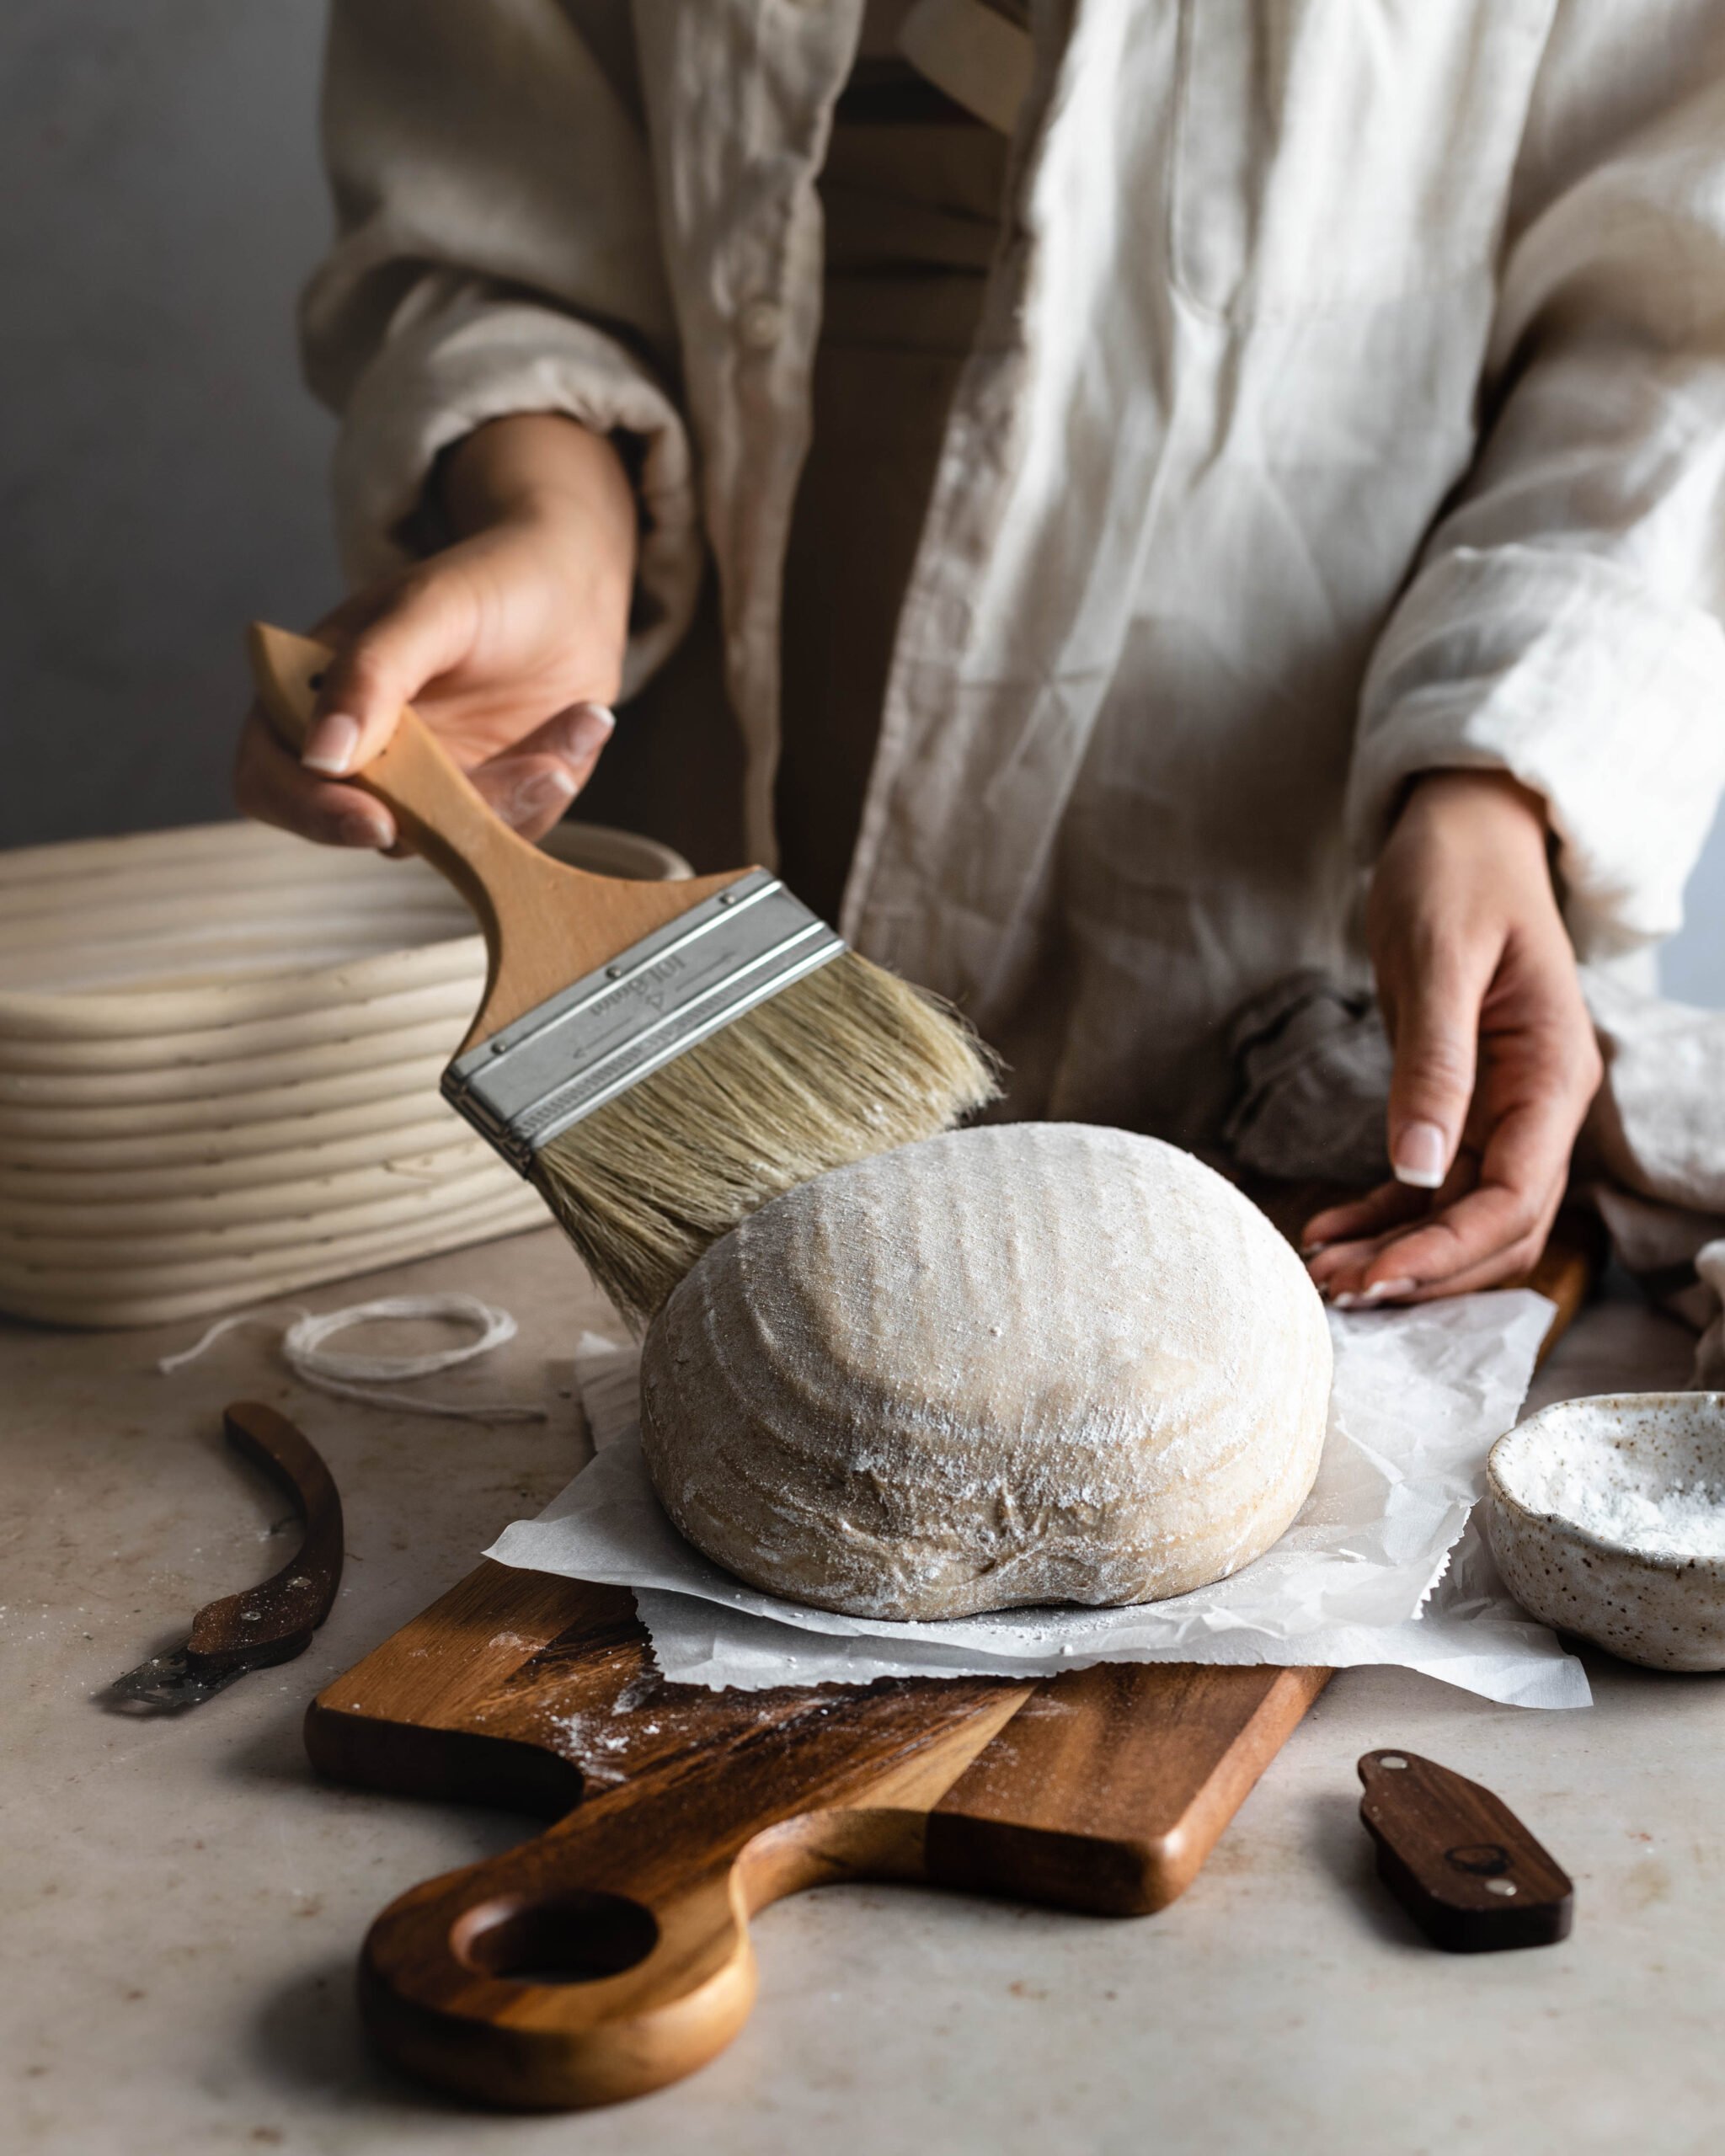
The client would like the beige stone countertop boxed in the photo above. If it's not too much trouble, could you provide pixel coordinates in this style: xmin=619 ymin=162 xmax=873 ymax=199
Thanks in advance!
xmin=5 ymin=1227 xmax=1722 ymax=2154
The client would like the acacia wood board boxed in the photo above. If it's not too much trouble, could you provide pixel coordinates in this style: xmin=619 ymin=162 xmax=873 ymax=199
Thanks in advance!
xmin=307 ymin=1566 xmax=1326 ymax=2109
xmin=306 ymin=1216 xmax=1596 ymax=2111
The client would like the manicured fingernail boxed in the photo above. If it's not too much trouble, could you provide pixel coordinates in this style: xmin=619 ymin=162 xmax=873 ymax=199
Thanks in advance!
xmin=1391 ymin=1120 xmax=1448 ymax=1189
xmin=1360 ymin=1278 xmax=1418 ymax=1305
xmin=515 ymin=763 xmax=579 ymax=821
xmin=338 ymin=808 xmax=391 ymax=849
xmin=1329 ymin=1290 xmax=1363 ymax=1310
xmin=1301 ymin=1241 xmax=1331 ymax=1259
xmin=303 ymin=712 xmax=362 ymax=776
xmin=547 ymin=702 xmax=616 ymax=762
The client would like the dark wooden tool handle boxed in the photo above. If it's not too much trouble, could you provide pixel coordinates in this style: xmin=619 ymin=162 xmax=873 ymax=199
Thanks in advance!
xmin=1358 ymin=1748 xmax=1573 ymax=1952
xmin=245 ymin=622 xmax=748 ymax=1049
xmin=184 ymin=1401 xmax=344 ymax=1674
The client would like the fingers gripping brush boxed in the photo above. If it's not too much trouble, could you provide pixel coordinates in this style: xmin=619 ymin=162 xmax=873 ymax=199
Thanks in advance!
xmin=248 ymin=626 xmax=997 ymax=1321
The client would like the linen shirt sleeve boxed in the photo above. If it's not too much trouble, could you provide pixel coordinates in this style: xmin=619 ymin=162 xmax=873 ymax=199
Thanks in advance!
xmin=299 ymin=0 xmax=702 ymax=697
xmin=1348 ymin=1 xmax=1725 ymax=958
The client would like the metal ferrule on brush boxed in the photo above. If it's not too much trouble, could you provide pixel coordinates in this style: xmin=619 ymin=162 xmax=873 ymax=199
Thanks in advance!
xmin=441 ymin=870 xmax=846 ymax=1173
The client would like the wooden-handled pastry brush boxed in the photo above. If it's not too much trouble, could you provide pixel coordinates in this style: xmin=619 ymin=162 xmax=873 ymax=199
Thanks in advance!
xmin=248 ymin=625 xmax=997 ymax=1321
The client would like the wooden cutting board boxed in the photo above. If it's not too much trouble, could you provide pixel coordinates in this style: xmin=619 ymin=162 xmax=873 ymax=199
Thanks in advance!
xmin=306 ymin=1216 xmax=1597 ymax=2112
xmin=308 ymin=1572 xmax=1326 ymax=2110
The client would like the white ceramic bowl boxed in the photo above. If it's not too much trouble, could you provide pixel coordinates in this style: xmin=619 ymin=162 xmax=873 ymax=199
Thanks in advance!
xmin=0 ymin=819 xmax=690 ymax=1326
xmin=1486 ymin=1393 xmax=1725 ymax=1671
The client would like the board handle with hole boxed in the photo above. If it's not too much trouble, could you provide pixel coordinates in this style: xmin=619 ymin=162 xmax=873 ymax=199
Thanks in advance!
xmin=353 ymin=1682 xmax=1027 ymax=2110
xmin=358 ymin=1812 xmax=761 ymax=2110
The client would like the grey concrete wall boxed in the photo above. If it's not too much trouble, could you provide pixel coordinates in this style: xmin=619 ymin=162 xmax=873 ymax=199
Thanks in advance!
xmin=1662 ymin=830 xmax=1725 ymax=1007
xmin=2 ymin=1 xmax=336 ymax=851
xmin=1 ymin=0 xmax=1720 ymax=1002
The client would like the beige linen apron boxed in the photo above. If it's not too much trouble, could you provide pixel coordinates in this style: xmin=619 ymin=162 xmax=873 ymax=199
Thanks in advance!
xmin=775 ymin=65 xmax=1292 ymax=1149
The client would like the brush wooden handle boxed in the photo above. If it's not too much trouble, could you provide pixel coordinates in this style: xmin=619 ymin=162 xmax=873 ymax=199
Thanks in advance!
xmin=247 ymin=624 xmax=748 ymax=1051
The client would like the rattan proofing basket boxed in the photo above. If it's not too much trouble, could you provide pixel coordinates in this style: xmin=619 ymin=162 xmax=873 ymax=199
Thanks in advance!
xmin=0 ymin=818 xmax=690 ymax=1326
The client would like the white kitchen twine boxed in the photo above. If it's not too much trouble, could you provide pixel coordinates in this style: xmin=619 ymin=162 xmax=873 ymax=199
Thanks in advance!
xmin=158 ymin=1293 xmax=548 ymax=1422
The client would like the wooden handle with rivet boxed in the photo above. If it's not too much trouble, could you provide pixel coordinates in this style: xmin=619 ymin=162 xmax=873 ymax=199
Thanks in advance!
xmin=1358 ymin=1748 xmax=1573 ymax=1951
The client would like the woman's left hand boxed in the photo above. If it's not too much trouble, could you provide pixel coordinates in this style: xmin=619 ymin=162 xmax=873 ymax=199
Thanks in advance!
xmin=1301 ymin=769 xmax=1603 ymax=1305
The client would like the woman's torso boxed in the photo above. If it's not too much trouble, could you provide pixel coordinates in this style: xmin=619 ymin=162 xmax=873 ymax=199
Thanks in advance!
xmin=608 ymin=3 xmax=1560 ymax=1144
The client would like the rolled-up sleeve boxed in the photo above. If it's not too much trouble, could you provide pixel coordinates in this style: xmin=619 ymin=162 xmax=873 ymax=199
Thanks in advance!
xmin=1348 ymin=1 xmax=1725 ymax=958
xmin=299 ymin=0 xmax=702 ymax=697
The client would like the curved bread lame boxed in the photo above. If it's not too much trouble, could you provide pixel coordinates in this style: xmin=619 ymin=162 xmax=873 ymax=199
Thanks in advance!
xmin=246 ymin=624 xmax=750 ymax=1054
xmin=110 ymin=1402 xmax=344 ymax=1710
xmin=186 ymin=1402 xmax=344 ymax=1673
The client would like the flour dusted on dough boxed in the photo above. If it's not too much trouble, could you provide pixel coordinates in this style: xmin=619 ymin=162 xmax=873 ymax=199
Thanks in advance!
xmin=638 ymin=1123 xmax=1332 ymax=1621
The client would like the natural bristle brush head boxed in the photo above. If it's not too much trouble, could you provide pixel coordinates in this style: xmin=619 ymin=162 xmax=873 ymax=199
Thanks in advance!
xmin=531 ymin=952 xmax=999 ymax=1324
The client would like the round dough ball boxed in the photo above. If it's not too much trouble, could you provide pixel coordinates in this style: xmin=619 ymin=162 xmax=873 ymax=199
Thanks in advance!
xmin=639 ymin=1123 xmax=1331 ymax=1620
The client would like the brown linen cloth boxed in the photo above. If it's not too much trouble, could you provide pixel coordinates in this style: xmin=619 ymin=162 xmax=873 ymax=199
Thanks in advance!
xmin=576 ymin=77 xmax=1006 ymax=910
xmin=774 ymin=86 xmax=1007 ymax=925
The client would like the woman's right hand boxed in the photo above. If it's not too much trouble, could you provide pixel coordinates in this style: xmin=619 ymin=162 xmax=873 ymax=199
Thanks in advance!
xmin=235 ymin=413 xmax=638 ymax=850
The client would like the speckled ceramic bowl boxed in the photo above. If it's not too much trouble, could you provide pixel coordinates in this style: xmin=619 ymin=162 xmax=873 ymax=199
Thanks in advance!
xmin=1486 ymin=1394 xmax=1725 ymax=1672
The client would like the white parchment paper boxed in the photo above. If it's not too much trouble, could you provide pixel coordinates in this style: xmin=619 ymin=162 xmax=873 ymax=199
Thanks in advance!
xmin=488 ymin=1292 xmax=1590 ymax=1708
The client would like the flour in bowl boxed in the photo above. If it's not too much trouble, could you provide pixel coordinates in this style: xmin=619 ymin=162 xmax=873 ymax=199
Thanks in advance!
xmin=1515 ymin=1443 xmax=1725 ymax=1559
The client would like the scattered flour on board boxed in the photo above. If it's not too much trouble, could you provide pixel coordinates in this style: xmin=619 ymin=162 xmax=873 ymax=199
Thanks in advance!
xmin=544 ymin=1710 xmax=630 ymax=1784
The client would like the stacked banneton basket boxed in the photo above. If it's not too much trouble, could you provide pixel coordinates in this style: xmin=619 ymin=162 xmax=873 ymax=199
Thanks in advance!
xmin=0 ymin=818 xmax=690 ymax=1326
